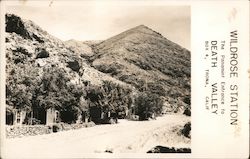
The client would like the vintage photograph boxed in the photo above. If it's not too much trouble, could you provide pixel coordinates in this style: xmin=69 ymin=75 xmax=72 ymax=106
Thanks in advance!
xmin=4 ymin=2 xmax=191 ymax=156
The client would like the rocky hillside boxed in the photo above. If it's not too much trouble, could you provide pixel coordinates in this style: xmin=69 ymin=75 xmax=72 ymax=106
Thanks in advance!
xmin=5 ymin=13 xmax=190 ymax=120
xmin=5 ymin=14 xmax=130 ymax=85
xmin=90 ymin=25 xmax=191 ymax=111
xmin=5 ymin=13 xmax=132 ymax=118
xmin=64 ymin=39 xmax=102 ymax=58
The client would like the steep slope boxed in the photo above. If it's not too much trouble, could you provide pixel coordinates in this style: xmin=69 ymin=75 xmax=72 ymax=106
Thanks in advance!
xmin=5 ymin=13 xmax=190 ymax=118
xmin=64 ymin=39 xmax=97 ymax=57
xmin=5 ymin=14 xmax=129 ymax=85
xmin=5 ymin=13 xmax=131 ymax=115
xmin=91 ymin=25 xmax=191 ymax=110
xmin=64 ymin=39 xmax=103 ymax=65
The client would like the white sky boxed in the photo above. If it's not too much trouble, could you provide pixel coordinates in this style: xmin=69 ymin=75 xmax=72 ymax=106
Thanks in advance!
xmin=6 ymin=1 xmax=190 ymax=49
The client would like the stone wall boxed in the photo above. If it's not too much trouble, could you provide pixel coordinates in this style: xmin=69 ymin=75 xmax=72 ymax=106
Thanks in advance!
xmin=6 ymin=122 xmax=95 ymax=138
xmin=6 ymin=125 xmax=51 ymax=138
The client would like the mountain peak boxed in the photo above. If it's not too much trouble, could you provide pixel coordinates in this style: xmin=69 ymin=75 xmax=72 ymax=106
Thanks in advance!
xmin=130 ymin=24 xmax=155 ymax=33
xmin=95 ymin=24 xmax=164 ymax=49
xmin=134 ymin=24 xmax=148 ymax=29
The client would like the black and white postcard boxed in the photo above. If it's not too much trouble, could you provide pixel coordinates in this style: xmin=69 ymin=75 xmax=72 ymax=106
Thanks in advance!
xmin=0 ymin=0 xmax=249 ymax=158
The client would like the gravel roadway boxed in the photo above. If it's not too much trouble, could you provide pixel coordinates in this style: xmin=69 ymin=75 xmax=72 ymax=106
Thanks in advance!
xmin=3 ymin=114 xmax=190 ymax=158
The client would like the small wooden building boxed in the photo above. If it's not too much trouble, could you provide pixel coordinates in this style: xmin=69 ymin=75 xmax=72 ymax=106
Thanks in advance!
xmin=14 ymin=109 xmax=26 ymax=125
xmin=46 ymin=107 xmax=60 ymax=125
xmin=6 ymin=107 xmax=26 ymax=126
xmin=6 ymin=105 xmax=61 ymax=126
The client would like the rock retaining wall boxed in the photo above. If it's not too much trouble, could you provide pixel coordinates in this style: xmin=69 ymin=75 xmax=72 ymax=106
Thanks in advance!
xmin=6 ymin=122 xmax=95 ymax=138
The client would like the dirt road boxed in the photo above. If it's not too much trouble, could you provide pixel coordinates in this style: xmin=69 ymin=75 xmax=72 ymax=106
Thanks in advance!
xmin=3 ymin=114 xmax=190 ymax=158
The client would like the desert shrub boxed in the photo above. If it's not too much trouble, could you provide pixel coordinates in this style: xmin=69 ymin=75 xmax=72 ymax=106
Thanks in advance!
xmin=67 ymin=60 xmax=80 ymax=72
xmin=14 ymin=47 xmax=31 ymax=57
xmin=52 ymin=124 xmax=61 ymax=132
xmin=95 ymin=62 xmax=123 ymax=76
xmin=183 ymin=96 xmax=191 ymax=105
xmin=147 ymin=82 xmax=166 ymax=96
xmin=181 ymin=122 xmax=191 ymax=138
xmin=36 ymin=48 xmax=49 ymax=58
xmin=183 ymin=82 xmax=191 ymax=90
xmin=134 ymin=92 xmax=164 ymax=120
xmin=119 ymin=75 xmax=145 ymax=90
xmin=125 ymin=58 xmax=152 ymax=70
xmin=167 ymin=88 xmax=183 ymax=99
xmin=11 ymin=47 xmax=31 ymax=64
xmin=13 ymin=58 xmax=23 ymax=64
xmin=183 ymin=108 xmax=191 ymax=116
xmin=32 ymin=33 xmax=44 ymax=43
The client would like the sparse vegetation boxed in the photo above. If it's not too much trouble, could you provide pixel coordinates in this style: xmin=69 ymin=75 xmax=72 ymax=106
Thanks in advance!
xmin=36 ymin=48 xmax=49 ymax=58
xmin=67 ymin=60 xmax=80 ymax=72
xmin=94 ymin=62 xmax=123 ymax=76
xmin=92 ymin=25 xmax=190 ymax=110
xmin=183 ymin=108 xmax=191 ymax=116
xmin=181 ymin=122 xmax=191 ymax=138
xmin=134 ymin=92 xmax=164 ymax=120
